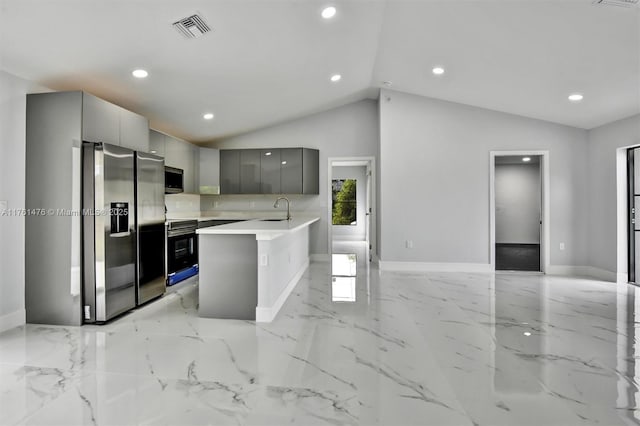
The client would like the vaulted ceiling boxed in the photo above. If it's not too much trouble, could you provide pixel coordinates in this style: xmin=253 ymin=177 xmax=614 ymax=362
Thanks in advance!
xmin=1 ymin=0 xmax=638 ymax=143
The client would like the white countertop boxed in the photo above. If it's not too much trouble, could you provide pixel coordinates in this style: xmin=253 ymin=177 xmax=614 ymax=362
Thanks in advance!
xmin=196 ymin=216 xmax=320 ymax=240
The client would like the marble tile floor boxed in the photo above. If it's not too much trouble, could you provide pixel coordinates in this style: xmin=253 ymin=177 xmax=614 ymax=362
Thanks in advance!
xmin=2 ymin=241 xmax=640 ymax=425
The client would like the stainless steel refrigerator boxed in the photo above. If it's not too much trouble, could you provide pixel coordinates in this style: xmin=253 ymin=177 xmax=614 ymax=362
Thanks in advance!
xmin=135 ymin=151 xmax=166 ymax=305
xmin=82 ymin=142 xmax=165 ymax=323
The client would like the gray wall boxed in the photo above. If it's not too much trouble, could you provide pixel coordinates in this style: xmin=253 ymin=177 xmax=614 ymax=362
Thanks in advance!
xmin=587 ymin=114 xmax=640 ymax=274
xmin=332 ymin=165 xmax=367 ymax=241
xmin=204 ymin=99 xmax=379 ymax=256
xmin=495 ymin=163 xmax=541 ymax=244
xmin=379 ymin=89 xmax=589 ymax=266
xmin=0 ymin=71 xmax=49 ymax=331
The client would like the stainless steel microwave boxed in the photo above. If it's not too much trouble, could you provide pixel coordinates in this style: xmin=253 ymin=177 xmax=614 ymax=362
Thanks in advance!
xmin=165 ymin=166 xmax=184 ymax=194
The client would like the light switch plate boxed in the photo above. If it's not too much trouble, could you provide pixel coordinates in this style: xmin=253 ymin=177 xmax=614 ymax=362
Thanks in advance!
xmin=0 ymin=200 xmax=7 ymax=212
xmin=559 ymin=242 xmax=565 ymax=250
xmin=260 ymin=254 xmax=268 ymax=266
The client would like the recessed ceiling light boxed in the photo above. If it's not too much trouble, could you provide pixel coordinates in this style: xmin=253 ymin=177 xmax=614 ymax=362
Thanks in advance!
xmin=282 ymin=161 xmax=287 ymax=165
xmin=382 ymin=81 xmax=393 ymax=87
xmin=523 ymin=332 xmax=532 ymax=337
xmin=568 ymin=93 xmax=584 ymax=102
xmin=132 ymin=69 xmax=148 ymax=78
xmin=432 ymin=67 xmax=445 ymax=75
xmin=150 ymin=150 xmax=157 ymax=154
xmin=330 ymin=74 xmax=342 ymax=82
xmin=522 ymin=157 xmax=531 ymax=162
xmin=321 ymin=6 xmax=337 ymax=19
xmin=265 ymin=152 xmax=272 ymax=156
xmin=203 ymin=113 xmax=214 ymax=120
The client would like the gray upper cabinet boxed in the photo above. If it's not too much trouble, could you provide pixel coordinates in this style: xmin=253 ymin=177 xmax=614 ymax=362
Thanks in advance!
xmin=280 ymin=148 xmax=303 ymax=194
xmin=260 ymin=149 xmax=281 ymax=194
xmin=82 ymin=93 xmax=119 ymax=145
xmin=199 ymin=147 xmax=220 ymax=193
xmin=149 ymin=130 xmax=165 ymax=157
xmin=240 ymin=149 xmax=261 ymax=194
xmin=119 ymin=108 xmax=149 ymax=152
xmin=220 ymin=150 xmax=240 ymax=194
xmin=81 ymin=93 xmax=149 ymax=152
xmin=164 ymin=135 xmax=198 ymax=193
xmin=302 ymin=148 xmax=319 ymax=194
xmin=219 ymin=147 xmax=319 ymax=195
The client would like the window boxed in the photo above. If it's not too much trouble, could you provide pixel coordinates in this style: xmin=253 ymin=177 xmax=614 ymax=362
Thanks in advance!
xmin=332 ymin=179 xmax=357 ymax=225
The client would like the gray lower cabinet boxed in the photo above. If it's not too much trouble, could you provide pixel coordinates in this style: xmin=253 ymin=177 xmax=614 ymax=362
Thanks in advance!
xmin=240 ymin=150 xmax=261 ymax=194
xmin=219 ymin=147 xmax=319 ymax=195
xmin=260 ymin=149 xmax=281 ymax=194
xmin=220 ymin=150 xmax=240 ymax=194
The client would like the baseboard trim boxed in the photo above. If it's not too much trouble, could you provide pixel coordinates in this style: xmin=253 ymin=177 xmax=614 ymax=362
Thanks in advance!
xmin=546 ymin=265 xmax=618 ymax=282
xmin=379 ymin=261 xmax=492 ymax=273
xmin=0 ymin=309 xmax=26 ymax=333
xmin=310 ymin=254 xmax=330 ymax=262
xmin=256 ymin=259 xmax=309 ymax=323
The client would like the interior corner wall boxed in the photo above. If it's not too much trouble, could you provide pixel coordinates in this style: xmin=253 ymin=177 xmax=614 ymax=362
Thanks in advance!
xmin=587 ymin=114 xmax=640 ymax=275
xmin=206 ymin=99 xmax=379 ymax=256
xmin=495 ymin=163 xmax=541 ymax=244
xmin=0 ymin=70 xmax=50 ymax=331
xmin=379 ymin=89 xmax=589 ymax=267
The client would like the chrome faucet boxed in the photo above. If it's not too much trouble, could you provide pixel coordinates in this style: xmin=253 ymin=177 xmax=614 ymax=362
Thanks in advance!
xmin=274 ymin=196 xmax=291 ymax=221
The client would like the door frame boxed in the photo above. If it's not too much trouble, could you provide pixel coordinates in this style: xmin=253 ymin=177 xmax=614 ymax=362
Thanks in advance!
xmin=489 ymin=150 xmax=550 ymax=272
xmin=327 ymin=156 xmax=376 ymax=259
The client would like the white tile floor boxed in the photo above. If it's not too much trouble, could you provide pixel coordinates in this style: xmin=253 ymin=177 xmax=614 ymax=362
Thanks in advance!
xmin=1 ymin=241 xmax=640 ymax=425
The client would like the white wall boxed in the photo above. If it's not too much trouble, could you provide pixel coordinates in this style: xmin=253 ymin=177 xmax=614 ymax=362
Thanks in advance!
xmin=0 ymin=71 xmax=49 ymax=331
xmin=495 ymin=163 xmax=541 ymax=244
xmin=332 ymin=165 xmax=367 ymax=241
xmin=204 ymin=99 xmax=379 ymax=256
xmin=379 ymin=89 xmax=589 ymax=267
xmin=587 ymin=114 xmax=640 ymax=275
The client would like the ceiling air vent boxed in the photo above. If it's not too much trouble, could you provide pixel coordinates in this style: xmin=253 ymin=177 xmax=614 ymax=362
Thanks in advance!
xmin=172 ymin=14 xmax=212 ymax=39
xmin=593 ymin=0 xmax=638 ymax=7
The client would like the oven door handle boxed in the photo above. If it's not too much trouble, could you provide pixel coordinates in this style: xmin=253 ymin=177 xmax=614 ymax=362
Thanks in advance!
xmin=167 ymin=229 xmax=196 ymax=238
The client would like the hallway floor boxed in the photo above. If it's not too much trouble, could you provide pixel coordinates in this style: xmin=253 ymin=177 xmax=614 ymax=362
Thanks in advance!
xmin=1 ymin=242 xmax=639 ymax=425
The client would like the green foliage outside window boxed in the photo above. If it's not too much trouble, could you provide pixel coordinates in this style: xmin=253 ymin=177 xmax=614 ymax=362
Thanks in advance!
xmin=332 ymin=179 xmax=357 ymax=225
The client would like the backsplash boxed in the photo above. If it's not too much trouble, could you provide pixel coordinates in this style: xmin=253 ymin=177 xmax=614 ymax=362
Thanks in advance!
xmin=166 ymin=193 xmax=325 ymax=217
xmin=200 ymin=194 xmax=324 ymax=215
xmin=165 ymin=193 xmax=202 ymax=213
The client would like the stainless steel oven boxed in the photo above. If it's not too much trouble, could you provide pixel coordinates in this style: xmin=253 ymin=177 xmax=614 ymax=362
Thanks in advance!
xmin=166 ymin=220 xmax=198 ymax=285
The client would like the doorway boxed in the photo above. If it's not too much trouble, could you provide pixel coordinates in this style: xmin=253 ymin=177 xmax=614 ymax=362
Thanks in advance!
xmin=490 ymin=151 xmax=549 ymax=272
xmin=328 ymin=157 xmax=375 ymax=262
xmin=627 ymin=147 xmax=640 ymax=283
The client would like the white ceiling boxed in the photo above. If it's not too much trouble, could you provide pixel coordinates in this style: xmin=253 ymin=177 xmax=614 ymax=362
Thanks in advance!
xmin=0 ymin=0 xmax=638 ymax=144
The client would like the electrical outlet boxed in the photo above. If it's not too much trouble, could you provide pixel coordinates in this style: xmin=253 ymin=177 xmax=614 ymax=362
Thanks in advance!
xmin=559 ymin=242 xmax=565 ymax=251
xmin=213 ymin=201 xmax=219 ymax=208
xmin=406 ymin=240 xmax=413 ymax=249
xmin=260 ymin=254 xmax=268 ymax=266
xmin=250 ymin=201 xmax=256 ymax=208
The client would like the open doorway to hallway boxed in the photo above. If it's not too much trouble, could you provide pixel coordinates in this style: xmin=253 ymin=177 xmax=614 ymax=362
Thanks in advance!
xmin=490 ymin=151 xmax=549 ymax=273
xmin=328 ymin=157 xmax=376 ymax=263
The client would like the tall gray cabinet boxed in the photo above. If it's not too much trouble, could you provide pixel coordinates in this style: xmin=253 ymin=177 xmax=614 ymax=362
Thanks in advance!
xmin=25 ymin=91 xmax=149 ymax=326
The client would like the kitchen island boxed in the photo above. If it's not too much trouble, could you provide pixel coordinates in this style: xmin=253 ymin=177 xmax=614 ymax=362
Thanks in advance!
xmin=196 ymin=217 xmax=319 ymax=322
